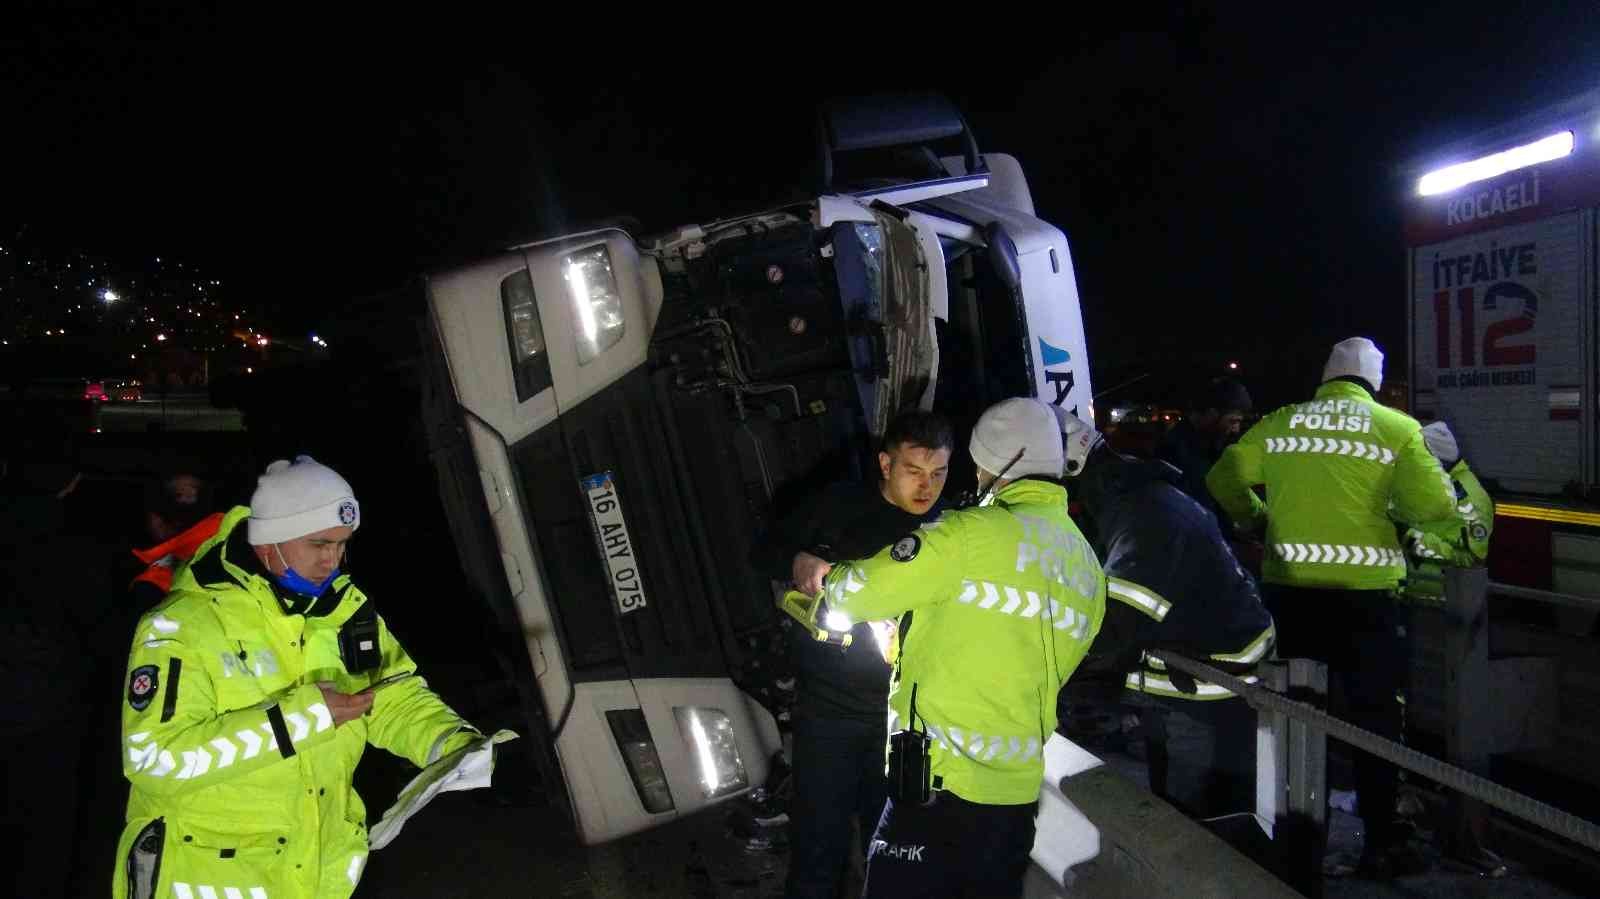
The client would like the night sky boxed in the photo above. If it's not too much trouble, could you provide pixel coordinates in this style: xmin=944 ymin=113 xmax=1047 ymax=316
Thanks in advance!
xmin=6 ymin=7 xmax=1599 ymax=409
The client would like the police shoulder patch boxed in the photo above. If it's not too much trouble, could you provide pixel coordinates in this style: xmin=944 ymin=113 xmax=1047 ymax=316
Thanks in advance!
xmin=128 ymin=664 xmax=159 ymax=711
xmin=890 ymin=534 xmax=921 ymax=562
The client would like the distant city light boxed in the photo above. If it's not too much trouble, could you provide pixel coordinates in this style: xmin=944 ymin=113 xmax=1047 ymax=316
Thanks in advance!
xmin=246 ymin=367 xmax=254 ymax=374
xmin=156 ymin=334 xmax=167 ymax=342
xmin=102 ymin=289 xmax=119 ymax=303
xmin=256 ymin=336 xmax=269 ymax=346
xmin=1227 ymin=361 xmax=1239 ymax=370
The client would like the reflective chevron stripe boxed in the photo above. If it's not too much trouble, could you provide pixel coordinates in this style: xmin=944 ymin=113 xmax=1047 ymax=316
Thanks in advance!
xmin=237 ymin=727 xmax=263 ymax=759
xmin=1106 ymin=578 xmax=1171 ymax=621
xmin=929 ymin=724 xmax=1040 ymax=763
xmin=1273 ymin=543 xmax=1405 ymax=566
xmin=172 ymin=884 xmax=268 ymax=899
xmin=308 ymin=702 xmax=333 ymax=732
xmin=1264 ymin=436 xmax=1394 ymax=464
xmin=126 ymin=699 xmax=332 ymax=781
xmin=176 ymin=746 xmax=212 ymax=779
xmin=956 ymin=579 xmax=1090 ymax=638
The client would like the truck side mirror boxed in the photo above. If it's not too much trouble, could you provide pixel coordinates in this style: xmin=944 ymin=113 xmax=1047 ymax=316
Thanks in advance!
xmin=817 ymin=93 xmax=983 ymax=193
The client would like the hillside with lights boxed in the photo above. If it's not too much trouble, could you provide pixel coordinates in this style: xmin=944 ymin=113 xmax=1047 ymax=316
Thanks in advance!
xmin=0 ymin=246 xmax=320 ymax=388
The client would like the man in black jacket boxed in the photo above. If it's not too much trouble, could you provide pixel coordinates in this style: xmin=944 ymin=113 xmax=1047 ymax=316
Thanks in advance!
xmin=1156 ymin=377 xmax=1251 ymax=528
xmin=1061 ymin=411 xmax=1274 ymax=820
xmin=749 ymin=411 xmax=952 ymax=899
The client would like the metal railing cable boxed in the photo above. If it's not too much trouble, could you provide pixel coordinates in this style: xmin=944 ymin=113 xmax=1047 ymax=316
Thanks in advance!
xmin=1488 ymin=581 xmax=1600 ymax=612
xmin=1147 ymin=650 xmax=1600 ymax=853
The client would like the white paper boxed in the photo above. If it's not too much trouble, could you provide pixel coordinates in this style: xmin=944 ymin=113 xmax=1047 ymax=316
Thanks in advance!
xmin=369 ymin=729 xmax=519 ymax=850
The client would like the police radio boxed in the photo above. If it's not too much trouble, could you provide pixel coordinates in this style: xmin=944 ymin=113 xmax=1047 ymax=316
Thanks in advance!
xmin=338 ymin=600 xmax=383 ymax=674
xmin=887 ymin=682 xmax=933 ymax=805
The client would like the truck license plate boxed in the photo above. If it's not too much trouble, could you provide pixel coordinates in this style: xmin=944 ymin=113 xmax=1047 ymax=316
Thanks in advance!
xmin=581 ymin=472 xmax=647 ymax=615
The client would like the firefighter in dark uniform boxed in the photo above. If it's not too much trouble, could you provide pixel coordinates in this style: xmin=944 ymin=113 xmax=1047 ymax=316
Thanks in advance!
xmin=749 ymin=411 xmax=952 ymax=899
xmin=1059 ymin=411 xmax=1274 ymax=819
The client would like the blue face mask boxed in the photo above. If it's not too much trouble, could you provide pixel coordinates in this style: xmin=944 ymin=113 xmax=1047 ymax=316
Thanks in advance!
xmin=275 ymin=566 xmax=339 ymax=597
xmin=272 ymin=545 xmax=339 ymax=597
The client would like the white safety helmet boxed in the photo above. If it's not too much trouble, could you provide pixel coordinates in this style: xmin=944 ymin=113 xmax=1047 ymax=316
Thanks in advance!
xmin=1322 ymin=336 xmax=1385 ymax=392
xmin=1054 ymin=408 xmax=1105 ymax=477
xmin=1420 ymin=421 xmax=1459 ymax=466
xmin=970 ymin=398 xmax=1066 ymax=480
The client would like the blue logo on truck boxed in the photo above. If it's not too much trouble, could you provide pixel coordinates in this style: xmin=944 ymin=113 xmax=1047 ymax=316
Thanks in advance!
xmin=1039 ymin=339 xmax=1071 ymax=367
xmin=1040 ymin=338 xmax=1077 ymax=414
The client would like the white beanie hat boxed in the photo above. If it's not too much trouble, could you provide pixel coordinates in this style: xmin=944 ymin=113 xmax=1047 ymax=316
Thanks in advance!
xmin=247 ymin=455 xmax=361 ymax=545
xmin=1053 ymin=408 xmax=1105 ymax=477
xmin=970 ymin=397 xmax=1066 ymax=481
xmin=1421 ymin=421 xmax=1459 ymax=465
xmin=1322 ymin=337 xmax=1385 ymax=391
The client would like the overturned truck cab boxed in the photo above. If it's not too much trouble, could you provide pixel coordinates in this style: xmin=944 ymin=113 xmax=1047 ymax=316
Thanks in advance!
xmin=420 ymin=95 xmax=1094 ymax=846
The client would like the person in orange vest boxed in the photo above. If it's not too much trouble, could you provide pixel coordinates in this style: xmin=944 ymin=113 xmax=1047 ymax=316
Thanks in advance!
xmin=73 ymin=469 xmax=227 ymax=893
xmin=130 ymin=470 xmax=223 ymax=610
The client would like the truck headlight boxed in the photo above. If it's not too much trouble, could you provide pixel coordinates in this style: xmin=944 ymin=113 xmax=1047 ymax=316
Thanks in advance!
xmin=500 ymin=269 xmax=552 ymax=401
xmin=673 ymin=706 xmax=748 ymax=800
xmin=606 ymin=709 xmax=675 ymax=813
xmin=562 ymin=245 xmax=626 ymax=364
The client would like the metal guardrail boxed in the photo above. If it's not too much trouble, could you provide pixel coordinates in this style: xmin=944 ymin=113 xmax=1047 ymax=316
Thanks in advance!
xmin=1147 ymin=649 xmax=1600 ymax=855
xmin=1489 ymin=581 xmax=1600 ymax=612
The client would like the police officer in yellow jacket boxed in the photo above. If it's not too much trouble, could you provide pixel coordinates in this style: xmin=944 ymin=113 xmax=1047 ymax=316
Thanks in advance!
xmin=1207 ymin=338 xmax=1455 ymax=879
xmin=1398 ymin=421 xmax=1494 ymax=604
xmin=114 ymin=456 xmax=485 ymax=899
xmin=822 ymin=398 xmax=1106 ymax=899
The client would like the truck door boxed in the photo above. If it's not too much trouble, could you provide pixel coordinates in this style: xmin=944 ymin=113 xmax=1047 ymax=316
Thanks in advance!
xmin=922 ymin=194 xmax=1095 ymax=420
